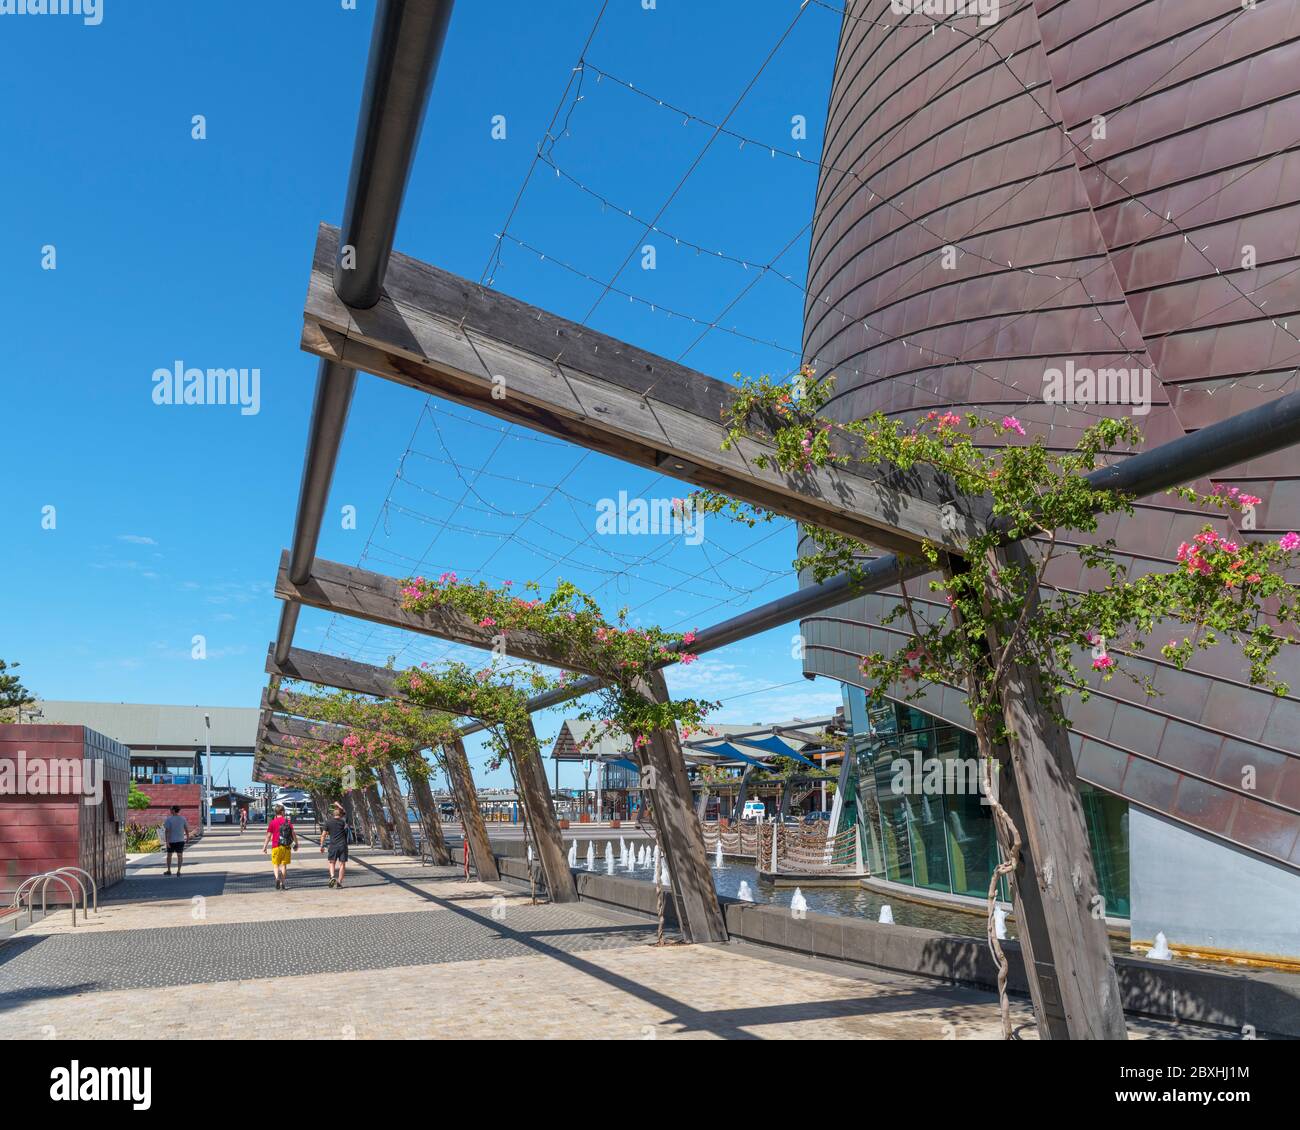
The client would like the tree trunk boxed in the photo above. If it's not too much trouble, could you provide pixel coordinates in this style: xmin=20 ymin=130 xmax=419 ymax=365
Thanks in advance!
xmin=632 ymin=670 xmax=727 ymax=943
xmin=408 ymin=764 xmax=451 ymax=864
xmin=505 ymin=718 xmax=577 ymax=902
xmin=442 ymin=740 xmax=499 ymax=881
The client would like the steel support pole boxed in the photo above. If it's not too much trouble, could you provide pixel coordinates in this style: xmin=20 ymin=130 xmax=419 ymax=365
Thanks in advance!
xmin=276 ymin=0 xmax=455 ymax=664
xmin=460 ymin=388 xmax=1300 ymax=734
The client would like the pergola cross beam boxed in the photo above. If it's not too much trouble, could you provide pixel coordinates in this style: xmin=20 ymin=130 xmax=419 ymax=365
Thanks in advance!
xmin=300 ymin=224 xmax=989 ymax=559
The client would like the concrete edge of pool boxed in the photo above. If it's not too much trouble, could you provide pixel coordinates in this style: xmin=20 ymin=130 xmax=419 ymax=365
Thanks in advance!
xmin=492 ymin=854 xmax=1300 ymax=1039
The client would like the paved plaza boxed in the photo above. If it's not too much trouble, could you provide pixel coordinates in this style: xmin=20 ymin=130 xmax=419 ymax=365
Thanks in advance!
xmin=0 ymin=828 xmax=1211 ymax=1040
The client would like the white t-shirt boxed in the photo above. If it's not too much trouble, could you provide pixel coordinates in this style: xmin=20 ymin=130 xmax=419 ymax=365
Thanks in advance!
xmin=163 ymin=814 xmax=188 ymax=844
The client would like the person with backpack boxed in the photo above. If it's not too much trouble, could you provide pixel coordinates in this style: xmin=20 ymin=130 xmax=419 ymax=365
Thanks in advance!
xmin=262 ymin=803 xmax=299 ymax=890
xmin=318 ymin=800 xmax=350 ymax=889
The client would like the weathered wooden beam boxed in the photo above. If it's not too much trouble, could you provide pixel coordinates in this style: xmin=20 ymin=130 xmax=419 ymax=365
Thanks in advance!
xmin=443 ymin=739 xmax=499 ymax=881
xmin=302 ymin=224 xmax=987 ymax=557
xmin=377 ymin=761 xmax=418 ymax=855
xmin=633 ymin=669 xmax=727 ymax=943
xmin=984 ymin=542 xmax=1127 ymax=1040
xmin=408 ymin=772 xmax=452 ymax=865
xmin=506 ymin=717 xmax=577 ymax=903
xmin=275 ymin=551 xmax=598 ymax=675
xmin=267 ymin=644 xmax=400 ymax=700
xmin=365 ymin=784 xmax=393 ymax=850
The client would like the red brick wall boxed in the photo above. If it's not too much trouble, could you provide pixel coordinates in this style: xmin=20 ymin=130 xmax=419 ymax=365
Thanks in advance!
xmin=130 ymin=782 xmax=201 ymax=840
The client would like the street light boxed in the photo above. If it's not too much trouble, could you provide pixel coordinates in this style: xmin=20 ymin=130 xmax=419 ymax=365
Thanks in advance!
xmin=203 ymin=712 xmax=212 ymax=831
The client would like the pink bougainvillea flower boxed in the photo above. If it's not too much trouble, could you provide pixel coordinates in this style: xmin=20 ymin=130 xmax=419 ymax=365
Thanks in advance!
xmin=479 ymin=617 xmax=496 ymax=628
xmin=1092 ymin=656 xmax=1115 ymax=671
xmin=1280 ymin=532 xmax=1300 ymax=552
xmin=1001 ymin=415 xmax=1026 ymax=436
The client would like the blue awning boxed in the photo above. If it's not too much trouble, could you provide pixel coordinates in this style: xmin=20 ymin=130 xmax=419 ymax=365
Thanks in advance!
xmin=692 ymin=741 xmax=769 ymax=769
xmin=731 ymin=734 xmax=821 ymax=769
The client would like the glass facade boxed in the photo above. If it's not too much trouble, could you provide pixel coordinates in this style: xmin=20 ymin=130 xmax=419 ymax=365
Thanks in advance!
xmin=841 ymin=685 xmax=1130 ymax=918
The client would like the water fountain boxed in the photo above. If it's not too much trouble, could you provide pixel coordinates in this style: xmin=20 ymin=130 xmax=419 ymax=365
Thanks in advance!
xmin=660 ymin=859 xmax=671 ymax=887
xmin=638 ymin=844 xmax=647 ymax=866
xmin=567 ymin=840 xmax=576 ymax=867
xmin=619 ymin=836 xmax=627 ymax=862
xmin=1148 ymin=931 xmax=1173 ymax=960
xmin=993 ymin=905 xmax=1008 ymax=941
xmin=790 ymin=888 xmax=808 ymax=916
xmin=605 ymin=842 xmax=615 ymax=875
xmin=585 ymin=842 xmax=595 ymax=871
xmin=878 ymin=904 xmax=894 ymax=925
xmin=714 ymin=839 xmax=723 ymax=869
xmin=625 ymin=843 xmax=636 ymax=872
xmin=737 ymin=879 xmax=755 ymax=902
xmin=652 ymin=844 xmax=660 ymax=875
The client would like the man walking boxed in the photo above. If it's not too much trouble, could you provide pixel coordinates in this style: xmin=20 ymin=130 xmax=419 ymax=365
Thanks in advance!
xmin=319 ymin=800 xmax=350 ymax=889
xmin=262 ymin=803 xmax=298 ymax=890
xmin=162 ymin=805 xmax=189 ymax=876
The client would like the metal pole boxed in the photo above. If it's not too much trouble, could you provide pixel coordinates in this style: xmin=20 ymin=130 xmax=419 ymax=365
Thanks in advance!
xmin=204 ymin=712 xmax=212 ymax=832
xmin=458 ymin=388 xmax=1300 ymax=734
xmin=276 ymin=0 xmax=456 ymax=664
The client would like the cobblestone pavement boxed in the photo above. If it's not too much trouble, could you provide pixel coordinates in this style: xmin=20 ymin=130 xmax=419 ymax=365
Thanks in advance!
xmin=0 ymin=828 xmax=1191 ymax=1039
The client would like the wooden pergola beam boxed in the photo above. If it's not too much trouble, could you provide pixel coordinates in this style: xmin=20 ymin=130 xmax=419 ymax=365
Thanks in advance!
xmin=300 ymin=224 xmax=988 ymax=558
xmin=274 ymin=551 xmax=599 ymax=675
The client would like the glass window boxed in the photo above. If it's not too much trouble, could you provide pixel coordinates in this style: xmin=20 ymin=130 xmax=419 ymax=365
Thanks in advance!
xmin=1082 ymin=784 xmax=1130 ymax=918
xmin=870 ymin=745 xmax=913 ymax=884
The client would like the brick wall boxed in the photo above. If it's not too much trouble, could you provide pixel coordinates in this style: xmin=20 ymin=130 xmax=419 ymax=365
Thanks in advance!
xmin=130 ymin=782 xmax=201 ymax=841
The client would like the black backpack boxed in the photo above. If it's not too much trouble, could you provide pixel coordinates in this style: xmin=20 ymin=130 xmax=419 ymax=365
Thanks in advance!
xmin=277 ymin=820 xmax=294 ymax=848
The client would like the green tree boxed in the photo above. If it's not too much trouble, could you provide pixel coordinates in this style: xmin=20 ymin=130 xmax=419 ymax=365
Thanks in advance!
xmin=0 ymin=659 xmax=36 ymax=721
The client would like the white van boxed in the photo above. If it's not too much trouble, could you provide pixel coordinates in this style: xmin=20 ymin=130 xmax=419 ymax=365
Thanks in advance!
xmin=740 ymin=800 xmax=766 ymax=821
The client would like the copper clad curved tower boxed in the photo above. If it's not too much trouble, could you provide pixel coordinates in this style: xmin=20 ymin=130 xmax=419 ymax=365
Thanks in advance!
xmin=801 ymin=1 xmax=1300 ymax=880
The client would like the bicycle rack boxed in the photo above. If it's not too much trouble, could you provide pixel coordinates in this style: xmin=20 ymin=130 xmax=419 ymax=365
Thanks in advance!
xmin=8 ymin=872 xmax=78 ymax=928
xmin=11 ymin=875 xmax=47 ymax=927
xmin=7 ymin=867 xmax=97 ymax=929
xmin=44 ymin=869 xmax=91 ymax=921
xmin=51 ymin=866 xmax=98 ymax=916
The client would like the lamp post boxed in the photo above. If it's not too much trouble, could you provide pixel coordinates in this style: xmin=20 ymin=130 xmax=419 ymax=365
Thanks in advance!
xmin=203 ymin=712 xmax=212 ymax=831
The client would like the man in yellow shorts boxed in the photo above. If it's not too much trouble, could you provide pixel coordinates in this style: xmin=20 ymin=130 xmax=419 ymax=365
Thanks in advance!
xmin=262 ymin=803 xmax=299 ymax=890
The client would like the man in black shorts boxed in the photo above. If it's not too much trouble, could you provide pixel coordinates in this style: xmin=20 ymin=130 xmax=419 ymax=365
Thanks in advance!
xmin=162 ymin=805 xmax=189 ymax=876
xmin=319 ymin=801 xmax=350 ymax=888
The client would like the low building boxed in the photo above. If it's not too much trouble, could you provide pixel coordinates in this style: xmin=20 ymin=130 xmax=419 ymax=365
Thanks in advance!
xmin=0 ymin=724 xmax=130 ymax=903
xmin=34 ymin=701 xmax=259 ymax=840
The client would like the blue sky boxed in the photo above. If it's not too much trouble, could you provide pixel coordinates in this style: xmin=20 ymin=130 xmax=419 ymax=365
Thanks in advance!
xmin=0 ymin=0 xmax=846 ymax=788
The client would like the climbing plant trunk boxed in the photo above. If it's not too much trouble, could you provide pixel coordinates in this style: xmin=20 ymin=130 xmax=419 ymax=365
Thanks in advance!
xmin=442 ymin=739 xmax=499 ymax=882
xmin=981 ymin=542 xmax=1127 ymax=1040
xmin=378 ymin=762 xmax=417 ymax=855
xmin=408 ymin=765 xmax=452 ymax=865
xmin=365 ymin=785 xmax=393 ymax=850
xmin=504 ymin=718 xmax=578 ymax=903
xmin=633 ymin=669 xmax=727 ymax=943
